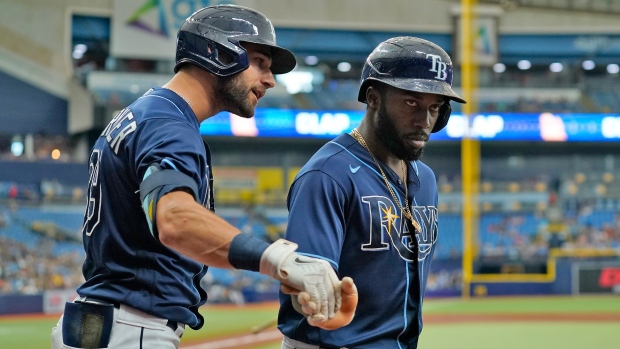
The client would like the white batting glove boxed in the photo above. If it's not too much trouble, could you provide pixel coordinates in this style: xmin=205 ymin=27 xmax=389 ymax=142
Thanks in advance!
xmin=291 ymin=290 xmax=343 ymax=323
xmin=260 ymin=239 xmax=341 ymax=321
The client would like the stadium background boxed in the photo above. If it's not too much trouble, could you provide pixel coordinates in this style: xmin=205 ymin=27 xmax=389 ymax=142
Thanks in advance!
xmin=0 ymin=0 xmax=619 ymax=348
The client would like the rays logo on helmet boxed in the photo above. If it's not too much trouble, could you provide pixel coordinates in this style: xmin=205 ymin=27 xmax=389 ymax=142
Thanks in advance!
xmin=427 ymin=54 xmax=448 ymax=80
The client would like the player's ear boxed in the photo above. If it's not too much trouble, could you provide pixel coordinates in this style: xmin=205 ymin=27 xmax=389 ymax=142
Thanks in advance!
xmin=366 ymin=85 xmax=381 ymax=110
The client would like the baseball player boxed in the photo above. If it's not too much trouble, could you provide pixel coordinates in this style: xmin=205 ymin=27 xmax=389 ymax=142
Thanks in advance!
xmin=278 ymin=37 xmax=467 ymax=348
xmin=51 ymin=5 xmax=356 ymax=349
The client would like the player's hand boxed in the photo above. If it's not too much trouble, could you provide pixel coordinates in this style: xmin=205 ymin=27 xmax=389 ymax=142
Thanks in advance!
xmin=260 ymin=239 xmax=340 ymax=321
xmin=294 ymin=277 xmax=358 ymax=330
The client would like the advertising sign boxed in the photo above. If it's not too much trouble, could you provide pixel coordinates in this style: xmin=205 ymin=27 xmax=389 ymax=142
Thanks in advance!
xmin=199 ymin=109 xmax=620 ymax=142
xmin=574 ymin=263 xmax=620 ymax=295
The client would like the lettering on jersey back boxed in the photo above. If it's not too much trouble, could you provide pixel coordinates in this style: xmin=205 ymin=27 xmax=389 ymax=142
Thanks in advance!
xmin=102 ymin=108 xmax=137 ymax=154
xmin=360 ymin=195 xmax=438 ymax=262
xmin=82 ymin=149 xmax=101 ymax=236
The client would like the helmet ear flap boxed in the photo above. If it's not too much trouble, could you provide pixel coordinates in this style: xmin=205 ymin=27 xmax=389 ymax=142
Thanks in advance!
xmin=432 ymin=101 xmax=452 ymax=133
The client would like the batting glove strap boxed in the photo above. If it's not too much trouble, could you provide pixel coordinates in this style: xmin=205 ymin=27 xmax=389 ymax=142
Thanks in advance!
xmin=259 ymin=239 xmax=299 ymax=279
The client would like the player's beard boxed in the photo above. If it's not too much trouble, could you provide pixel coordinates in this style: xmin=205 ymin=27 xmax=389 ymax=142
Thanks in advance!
xmin=216 ymin=74 xmax=255 ymax=118
xmin=375 ymin=100 xmax=425 ymax=162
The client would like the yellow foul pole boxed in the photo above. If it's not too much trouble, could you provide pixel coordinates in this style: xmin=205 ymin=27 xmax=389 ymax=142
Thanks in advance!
xmin=460 ymin=0 xmax=480 ymax=299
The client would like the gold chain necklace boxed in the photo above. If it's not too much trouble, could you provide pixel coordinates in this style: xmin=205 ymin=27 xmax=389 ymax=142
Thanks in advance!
xmin=350 ymin=128 xmax=421 ymax=232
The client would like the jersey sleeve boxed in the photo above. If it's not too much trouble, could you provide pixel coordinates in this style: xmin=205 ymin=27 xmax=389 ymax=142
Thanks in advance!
xmin=132 ymin=118 xmax=205 ymax=191
xmin=120 ymin=118 xmax=205 ymax=239
xmin=285 ymin=170 xmax=347 ymax=272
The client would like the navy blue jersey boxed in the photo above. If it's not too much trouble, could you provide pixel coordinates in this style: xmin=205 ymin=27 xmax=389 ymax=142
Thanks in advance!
xmin=77 ymin=88 xmax=212 ymax=329
xmin=278 ymin=133 xmax=439 ymax=349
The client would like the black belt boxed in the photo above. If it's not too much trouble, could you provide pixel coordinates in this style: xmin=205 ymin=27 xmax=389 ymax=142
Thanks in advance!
xmin=166 ymin=320 xmax=180 ymax=332
xmin=77 ymin=298 xmax=181 ymax=333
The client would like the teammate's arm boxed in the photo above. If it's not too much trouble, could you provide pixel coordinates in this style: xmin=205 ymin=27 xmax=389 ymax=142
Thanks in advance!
xmin=155 ymin=190 xmax=237 ymax=268
xmin=155 ymin=189 xmax=345 ymax=322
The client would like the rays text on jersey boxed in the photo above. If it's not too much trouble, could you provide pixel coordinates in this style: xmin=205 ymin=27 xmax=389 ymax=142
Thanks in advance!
xmin=360 ymin=195 xmax=438 ymax=262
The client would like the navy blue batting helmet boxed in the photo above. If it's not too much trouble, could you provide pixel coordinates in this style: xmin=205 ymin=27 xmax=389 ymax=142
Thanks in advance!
xmin=174 ymin=4 xmax=296 ymax=76
xmin=358 ymin=36 xmax=466 ymax=133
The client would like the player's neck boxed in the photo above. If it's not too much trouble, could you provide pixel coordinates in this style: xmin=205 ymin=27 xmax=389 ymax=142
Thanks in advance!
xmin=354 ymin=125 xmax=402 ymax=173
xmin=163 ymin=68 xmax=219 ymax=122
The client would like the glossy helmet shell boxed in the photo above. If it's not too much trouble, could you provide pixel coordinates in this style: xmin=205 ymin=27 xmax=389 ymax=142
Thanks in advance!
xmin=175 ymin=4 xmax=296 ymax=76
xmin=358 ymin=36 xmax=467 ymax=132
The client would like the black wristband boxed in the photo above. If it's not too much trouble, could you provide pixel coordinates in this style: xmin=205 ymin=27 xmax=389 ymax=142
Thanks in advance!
xmin=228 ymin=233 xmax=270 ymax=272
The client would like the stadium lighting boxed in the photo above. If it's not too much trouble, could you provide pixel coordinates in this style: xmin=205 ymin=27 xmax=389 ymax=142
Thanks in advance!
xmin=11 ymin=136 xmax=24 ymax=157
xmin=517 ymin=60 xmax=531 ymax=70
xmin=582 ymin=60 xmax=595 ymax=70
xmin=607 ymin=64 xmax=620 ymax=74
xmin=72 ymin=44 xmax=87 ymax=59
xmin=304 ymin=56 xmax=319 ymax=65
xmin=51 ymin=149 xmax=61 ymax=160
xmin=337 ymin=62 xmax=351 ymax=72
xmin=276 ymin=70 xmax=315 ymax=93
xmin=492 ymin=63 xmax=506 ymax=73
xmin=549 ymin=62 xmax=563 ymax=73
